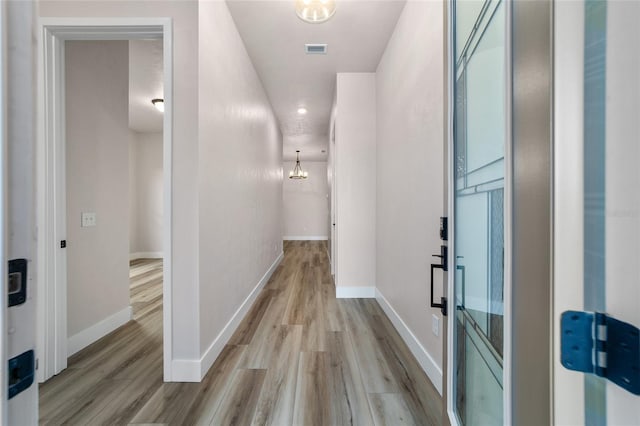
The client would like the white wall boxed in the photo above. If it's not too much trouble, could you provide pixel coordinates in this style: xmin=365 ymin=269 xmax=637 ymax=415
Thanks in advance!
xmin=129 ymin=132 xmax=163 ymax=257
xmin=65 ymin=41 xmax=132 ymax=340
xmin=329 ymin=97 xmax=337 ymax=274
xmin=334 ymin=73 xmax=377 ymax=296
xmin=283 ymin=161 xmax=329 ymax=239
xmin=40 ymin=0 xmax=202 ymax=367
xmin=128 ymin=39 xmax=163 ymax=133
xmin=375 ymin=0 xmax=445 ymax=391
xmin=40 ymin=0 xmax=283 ymax=382
xmin=197 ymin=0 xmax=283 ymax=371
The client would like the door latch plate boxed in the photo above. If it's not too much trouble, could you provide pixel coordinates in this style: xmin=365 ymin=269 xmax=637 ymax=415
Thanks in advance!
xmin=8 ymin=350 xmax=35 ymax=399
xmin=8 ymin=259 xmax=27 ymax=307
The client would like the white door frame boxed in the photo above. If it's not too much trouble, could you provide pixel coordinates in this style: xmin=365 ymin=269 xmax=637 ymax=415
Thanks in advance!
xmin=36 ymin=18 xmax=174 ymax=382
xmin=445 ymin=2 xmax=456 ymax=422
xmin=0 ymin=1 xmax=8 ymax=421
xmin=330 ymin=121 xmax=336 ymax=276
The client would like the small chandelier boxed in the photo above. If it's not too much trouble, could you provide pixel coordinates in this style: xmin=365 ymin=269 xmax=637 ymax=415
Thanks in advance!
xmin=295 ymin=0 xmax=336 ymax=24
xmin=289 ymin=150 xmax=308 ymax=179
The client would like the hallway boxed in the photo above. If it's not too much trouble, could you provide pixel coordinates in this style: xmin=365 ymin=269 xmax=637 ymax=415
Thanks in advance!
xmin=3 ymin=0 xmax=638 ymax=422
xmin=38 ymin=241 xmax=441 ymax=425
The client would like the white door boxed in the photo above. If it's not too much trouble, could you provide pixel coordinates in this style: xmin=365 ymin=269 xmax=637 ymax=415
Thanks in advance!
xmin=555 ymin=0 xmax=640 ymax=424
xmin=4 ymin=0 xmax=39 ymax=423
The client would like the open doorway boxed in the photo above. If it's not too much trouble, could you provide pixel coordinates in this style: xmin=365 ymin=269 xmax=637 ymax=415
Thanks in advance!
xmin=36 ymin=21 xmax=173 ymax=406
xmin=37 ymin=36 xmax=167 ymax=420
xmin=128 ymin=38 xmax=165 ymax=333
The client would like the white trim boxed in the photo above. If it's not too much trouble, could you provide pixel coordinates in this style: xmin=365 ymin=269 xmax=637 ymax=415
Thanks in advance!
xmin=37 ymin=23 xmax=68 ymax=382
xmin=283 ymin=236 xmax=328 ymax=241
xmin=36 ymin=18 xmax=174 ymax=383
xmin=129 ymin=251 xmax=163 ymax=260
xmin=335 ymin=286 xmax=376 ymax=299
xmin=67 ymin=306 xmax=132 ymax=357
xmin=160 ymin=20 xmax=174 ymax=383
xmin=170 ymin=359 xmax=201 ymax=382
xmin=37 ymin=18 xmax=166 ymax=38
xmin=0 ymin=1 xmax=7 ymax=419
xmin=174 ymin=252 xmax=284 ymax=382
xmin=376 ymin=289 xmax=443 ymax=395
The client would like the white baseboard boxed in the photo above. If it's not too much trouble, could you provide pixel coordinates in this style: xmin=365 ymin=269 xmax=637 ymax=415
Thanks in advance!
xmin=375 ymin=289 xmax=443 ymax=395
xmin=67 ymin=306 xmax=132 ymax=357
xmin=335 ymin=286 xmax=376 ymax=298
xmin=180 ymin=251 xmax=284 ymax=382
xmin=283 ymin=236 xmax=328 ymax=241
xmin=171 ymin=359 xmax=201 ymax=382
xmin=129 ymin=251 xmax=163 ymax=260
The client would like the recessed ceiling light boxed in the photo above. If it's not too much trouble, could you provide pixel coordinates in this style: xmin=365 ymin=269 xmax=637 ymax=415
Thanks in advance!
xmin=151 ymin=98 xmax=164 ymax=112
xmin=295 ymin=0 xmax=336 ymax=24
xmin=297 ymin=107 xmax=307 ymax=115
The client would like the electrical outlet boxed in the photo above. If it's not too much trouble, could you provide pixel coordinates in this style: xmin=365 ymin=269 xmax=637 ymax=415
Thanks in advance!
xmin=81 ymin=212 xmax=96 ymax=227
xmin=432 ymin=314 xmax=440 ymax=337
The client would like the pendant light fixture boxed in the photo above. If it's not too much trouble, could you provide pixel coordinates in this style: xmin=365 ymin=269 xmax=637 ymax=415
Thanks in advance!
xmin=289 ymin=150 xmax=308 ymax=179
xmin=295 ymin=0 xmax=336 ymax=24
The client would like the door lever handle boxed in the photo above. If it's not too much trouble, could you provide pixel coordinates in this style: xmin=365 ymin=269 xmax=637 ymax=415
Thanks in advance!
xmin=431 ymin=246 xmax=448 ymax=270
xmin=429 ymin=245 xmax=448 ymax=316
xmin=430 ymin=263 xmax=447 ymax=316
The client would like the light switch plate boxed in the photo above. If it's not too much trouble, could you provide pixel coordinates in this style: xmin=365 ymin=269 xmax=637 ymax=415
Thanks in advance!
xmin=432 ymin=314 xmax=440 ymax=337
xmin=81 ymin=212 xmax=96 ymax=227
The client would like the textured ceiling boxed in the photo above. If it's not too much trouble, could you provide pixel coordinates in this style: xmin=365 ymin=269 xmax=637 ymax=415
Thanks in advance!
xmin=226 ymin=0 xmax=406 ymax=161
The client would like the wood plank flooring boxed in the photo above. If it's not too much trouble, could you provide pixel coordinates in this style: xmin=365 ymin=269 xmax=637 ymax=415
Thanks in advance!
xmin=39 ymin=242 xmax=442 ymax=425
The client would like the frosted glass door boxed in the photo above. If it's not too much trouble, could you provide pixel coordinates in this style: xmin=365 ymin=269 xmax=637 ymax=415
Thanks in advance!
xmin=452 ymin=1 xmax=506 ymax=424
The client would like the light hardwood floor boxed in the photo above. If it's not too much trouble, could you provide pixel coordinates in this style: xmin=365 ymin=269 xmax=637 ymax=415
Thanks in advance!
xmin=39 ymin=241 xmax=442 ymax=425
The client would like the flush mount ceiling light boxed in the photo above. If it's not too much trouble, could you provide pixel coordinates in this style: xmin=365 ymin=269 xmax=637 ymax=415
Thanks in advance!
xmin=295 ymin=0 xmax=336 ymax=24
xmin=289 ymin=150 xmax=308 ymax=179
xmin=151 ymin=98 xmax=164 ymax=112
xmin=297 ymin=107 xmax=308 ymax=115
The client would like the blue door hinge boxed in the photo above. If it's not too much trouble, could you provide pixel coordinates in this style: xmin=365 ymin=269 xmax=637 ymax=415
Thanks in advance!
xmin=561 ymin=311 xmax=640 ymax=395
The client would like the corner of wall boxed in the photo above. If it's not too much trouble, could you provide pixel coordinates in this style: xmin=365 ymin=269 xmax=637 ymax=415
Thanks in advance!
xmin=376 ymin=288 xmax=443 ymax=395
xmin=196 ymin=251 xmax=283 ymax=380
xmin=67 ymin=306 xmax=133 ymax=357
xmin=373 ymin=0 xmax=444 ymax=397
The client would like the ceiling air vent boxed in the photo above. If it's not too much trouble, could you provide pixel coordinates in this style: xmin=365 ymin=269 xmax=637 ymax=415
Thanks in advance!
xmin=305 ymin=44 xmax=327 ymax=55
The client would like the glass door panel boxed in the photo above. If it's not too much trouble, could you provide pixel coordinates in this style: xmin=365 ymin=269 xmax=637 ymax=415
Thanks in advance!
xmin=453 ymin=1 xmax=506 ymax=424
